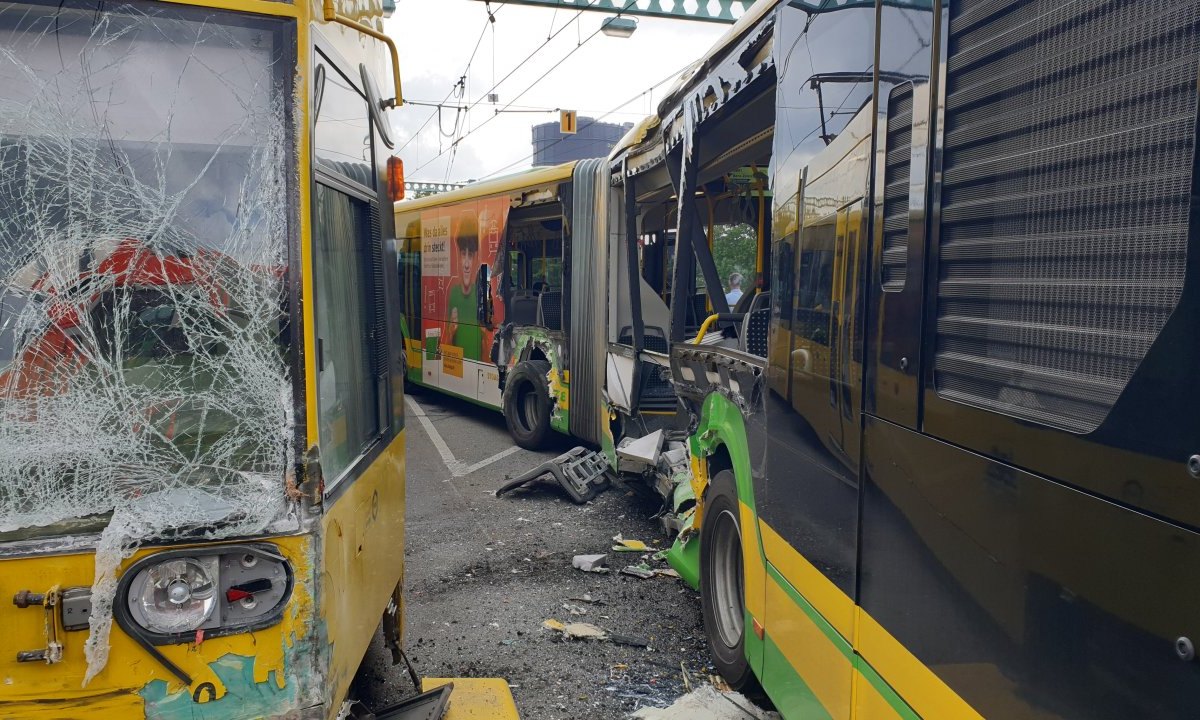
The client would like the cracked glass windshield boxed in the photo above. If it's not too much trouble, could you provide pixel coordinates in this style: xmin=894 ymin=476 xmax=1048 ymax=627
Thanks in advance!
xmin=0 ymin=0 xmax=295 ymax=540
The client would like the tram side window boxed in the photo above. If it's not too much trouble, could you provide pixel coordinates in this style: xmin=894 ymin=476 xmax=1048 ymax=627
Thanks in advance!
xmin=794 ymin=219 xmax=836 ymax=346
xmin=312 ymin=58 xmax=382 ymax=484
xmin=314 ymin=185 xmax=379 ymax=482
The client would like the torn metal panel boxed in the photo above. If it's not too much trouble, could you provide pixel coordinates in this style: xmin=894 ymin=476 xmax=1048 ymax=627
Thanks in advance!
xmin=0 ymin=1 xmax=297 ymax=682
xmin=670 ymin=345 xmax=766 ymax=422
xmin=505 ymin=327 xmax=570 ymax=433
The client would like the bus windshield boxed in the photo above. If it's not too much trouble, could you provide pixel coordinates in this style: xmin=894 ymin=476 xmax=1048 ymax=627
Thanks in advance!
xmin=0 ymin=1 xmax=295 ymax=541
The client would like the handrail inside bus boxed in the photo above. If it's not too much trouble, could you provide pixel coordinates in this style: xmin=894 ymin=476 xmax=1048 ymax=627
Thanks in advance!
xmin=694 ymin=312 xmax=744 ymax=345
xmin=322 ymin=0 xmax=404 ymax=108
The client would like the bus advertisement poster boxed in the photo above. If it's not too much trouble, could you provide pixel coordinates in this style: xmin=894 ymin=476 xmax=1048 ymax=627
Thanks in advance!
xmin=420 ymin=197 xmax=510 ymax=371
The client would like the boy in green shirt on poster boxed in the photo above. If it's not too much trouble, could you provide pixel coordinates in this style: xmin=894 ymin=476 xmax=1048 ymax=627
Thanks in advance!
xmin=446 ymin=211 xmax=483 ymax=361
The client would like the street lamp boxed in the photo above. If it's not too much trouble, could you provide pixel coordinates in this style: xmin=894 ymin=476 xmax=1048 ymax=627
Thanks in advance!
xmin=600 ymin=16 xmax=638 ymax=38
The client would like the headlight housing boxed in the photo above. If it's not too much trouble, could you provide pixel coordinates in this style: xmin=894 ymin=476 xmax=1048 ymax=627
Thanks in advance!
xmin=135 ymin=557 xmax=217 ymax=633
xmin=116 ymin=544 xmax=293 ymax=645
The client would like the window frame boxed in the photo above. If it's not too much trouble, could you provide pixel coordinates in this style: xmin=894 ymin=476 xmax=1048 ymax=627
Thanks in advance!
xmin=309 ymin=35 xmax=393 ymax=498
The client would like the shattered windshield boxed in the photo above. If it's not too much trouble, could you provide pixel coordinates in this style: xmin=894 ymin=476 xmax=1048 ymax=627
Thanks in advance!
xmin=0 ymin=1 xmax=295 ymax=540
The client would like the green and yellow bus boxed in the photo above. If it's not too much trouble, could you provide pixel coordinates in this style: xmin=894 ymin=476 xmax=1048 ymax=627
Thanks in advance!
xmin=631 ymin=0 xmax=1200 ymax=718
xmin=0 ymin=0 xmax=516 ymax=717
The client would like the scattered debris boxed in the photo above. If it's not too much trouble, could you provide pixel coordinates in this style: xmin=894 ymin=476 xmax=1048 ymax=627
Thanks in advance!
xmin=631 ymin=685 xmax=780 ymax=720
xmin=496 ymin=446 xmax=610 ymax=503
xmin=620 ymin=561 xmax=680 ymax=580
xmin=562 ymin=603 xmax=588 ymax=616
xmin=568 ymin=593 xmax=604 ymax=605
xmin=609 ymin=633 xmax=650 ymax=648
xmin=652 ymin=549 xmax=670 ymax=561
xmin=543 ymin=619 xmax=609 ymax=641
xmin=621 ymin=564 xmax=657 ymax=580
xmin=616 ymin=430 xmax=665 ymax=472
xmin=572 ymin=554 xmax=609 ymax=572
xmin=613 ymin=538 xmax=652 ymax=552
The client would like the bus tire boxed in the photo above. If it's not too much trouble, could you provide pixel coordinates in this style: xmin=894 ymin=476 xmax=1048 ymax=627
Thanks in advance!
xmin=700 ymin=468 xmax=762 ymax=695
xmin=503 ymin=359 xmax=552 ymax=450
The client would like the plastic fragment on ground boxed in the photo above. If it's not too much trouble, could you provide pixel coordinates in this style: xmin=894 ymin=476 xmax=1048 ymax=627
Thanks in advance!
xmin=613 ymin=538 xmax=652 ymax=552
xmin=572 ymin=553 xmax=609 ymax=572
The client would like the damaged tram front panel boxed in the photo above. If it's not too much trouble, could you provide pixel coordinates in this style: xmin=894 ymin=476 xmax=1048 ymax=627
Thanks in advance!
xmin=0 ymin=0 xmax=415 ymax=716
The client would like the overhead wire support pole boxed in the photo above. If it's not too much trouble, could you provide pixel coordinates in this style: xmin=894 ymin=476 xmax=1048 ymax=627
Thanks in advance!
xmin=469 ymin=0 xmax=743 ymax=23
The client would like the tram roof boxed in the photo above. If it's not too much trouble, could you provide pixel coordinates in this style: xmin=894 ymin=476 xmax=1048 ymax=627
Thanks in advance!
xmin=395 ymin=162 xmax=576 ymax=213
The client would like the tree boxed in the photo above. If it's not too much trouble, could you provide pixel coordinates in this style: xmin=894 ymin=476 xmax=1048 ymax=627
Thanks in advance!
xmin=709 ymin=223 xmax=758 ymax=292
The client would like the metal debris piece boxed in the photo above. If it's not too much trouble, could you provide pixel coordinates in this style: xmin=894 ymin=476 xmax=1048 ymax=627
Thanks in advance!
xmin=496 ymin=446 xmax=610 ymax=504
xmin=572 ymin=554 xmax=609 ymax=572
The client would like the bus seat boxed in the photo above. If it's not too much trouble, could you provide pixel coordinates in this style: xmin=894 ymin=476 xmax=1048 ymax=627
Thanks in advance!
xmin=537 ymin=291 xmax=563 ymax=331
xmin=741 ymin=308 xmax=770 ymax=358
xmin=617 ymin=325 xmax=669 ymax=354
xmin=739 ymin=292 xmax=770 ymax=357
xmin=508 ymin=292 xmax=539 ymax=326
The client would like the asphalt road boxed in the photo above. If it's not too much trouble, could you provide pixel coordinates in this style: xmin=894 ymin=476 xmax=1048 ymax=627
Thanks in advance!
xmin=356 ymin=388 xmax=714 ymax=720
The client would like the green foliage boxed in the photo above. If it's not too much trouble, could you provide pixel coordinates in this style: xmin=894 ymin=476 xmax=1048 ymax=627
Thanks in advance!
xmin=709 ymin=223 xmax=759 ymax=291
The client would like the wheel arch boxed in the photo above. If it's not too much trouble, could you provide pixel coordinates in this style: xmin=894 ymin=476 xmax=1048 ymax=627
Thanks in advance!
xmin=689 ymin=390 xmax=768 ymax=677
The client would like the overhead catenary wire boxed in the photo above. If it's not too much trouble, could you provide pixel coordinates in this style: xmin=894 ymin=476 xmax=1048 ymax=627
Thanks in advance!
xmin=473 ymin=58 xmax=692 ymax=181
xmin=413 ymin=0 xmax=638 ymax=180
xmin=396 ymin=6 xmax=501 ymax=154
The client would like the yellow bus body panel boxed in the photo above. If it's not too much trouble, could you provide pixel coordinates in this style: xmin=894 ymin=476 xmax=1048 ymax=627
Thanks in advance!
xmin=0 ymin=534 xmax=315 ymax=718
xmin=320 ymin=431 xmax=407 ymax=718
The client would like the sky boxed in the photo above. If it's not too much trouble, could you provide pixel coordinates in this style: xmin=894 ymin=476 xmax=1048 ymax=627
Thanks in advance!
xmin=384 ymin=0 xmax=735 ymax=184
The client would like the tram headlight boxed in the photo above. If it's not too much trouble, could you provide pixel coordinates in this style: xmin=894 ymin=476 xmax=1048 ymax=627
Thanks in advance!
xmin=135 ymin=558 xmax=217 ymax=633
xmin=115 ymin=544 xmax=294 ymax=644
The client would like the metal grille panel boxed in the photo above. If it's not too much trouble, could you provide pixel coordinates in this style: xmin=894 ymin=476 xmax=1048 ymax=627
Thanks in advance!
xmin=882 ymin=83 xmax=914 ymax=291
xmin=935 ymin=0 xmax=1198 ymax=433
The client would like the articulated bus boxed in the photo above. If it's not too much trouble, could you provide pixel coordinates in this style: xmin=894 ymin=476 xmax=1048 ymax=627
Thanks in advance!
xmin=395 ymin=160 xmax=615 ymax=452
xmin=620 ymin=0 xmax=1200 ymax=718
xmin=394 ymin=147 xmax=772 ymax=464
xmin=0 ymin=1 xmax=514 ymax=717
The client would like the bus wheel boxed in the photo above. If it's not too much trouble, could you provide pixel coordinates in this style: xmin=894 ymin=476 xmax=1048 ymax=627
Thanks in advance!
xmin=503 ymin=359 xmax=552 ymax=449
xmin=700 ymin=469 xmax=762 ymax=694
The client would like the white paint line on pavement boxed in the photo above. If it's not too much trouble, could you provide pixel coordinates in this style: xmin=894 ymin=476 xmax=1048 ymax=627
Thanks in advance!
xmin=406 ymin=396 xmax=468 ymax=476
xmin=461 ymin=445 xmax=521 ymax=477
xmin=405 ymin=396 xmax=519 ymax=478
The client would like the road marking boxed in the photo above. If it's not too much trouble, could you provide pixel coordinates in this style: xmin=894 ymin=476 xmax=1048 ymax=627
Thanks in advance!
xmin=406 ymin=397 xmax=521 ymax=478
xmin=461 ymin=446 xmax=522 ymax=476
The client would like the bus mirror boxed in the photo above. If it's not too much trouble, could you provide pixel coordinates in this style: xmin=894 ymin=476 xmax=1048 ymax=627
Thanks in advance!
xmin=387 ymin=156 xmax=405 ymax=201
